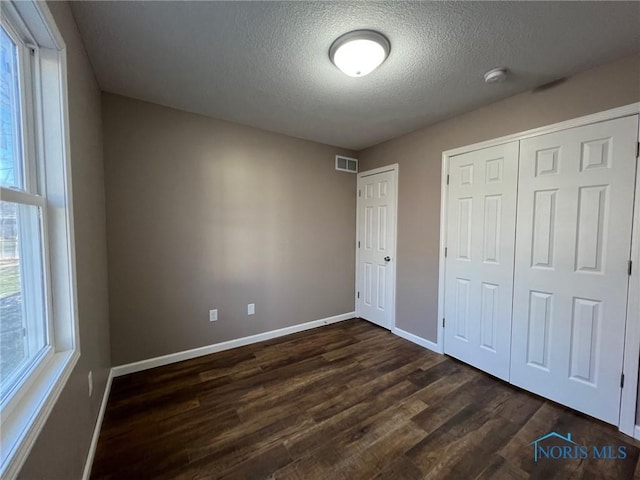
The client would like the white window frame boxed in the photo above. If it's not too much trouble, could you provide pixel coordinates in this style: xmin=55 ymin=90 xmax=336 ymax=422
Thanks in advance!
xmin=1 ymin=5 xmax=54 ymax=407
xmin=0 ymin=2 xmax=79 ymax=478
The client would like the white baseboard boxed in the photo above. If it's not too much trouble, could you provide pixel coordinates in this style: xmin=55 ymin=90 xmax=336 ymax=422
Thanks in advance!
xmin=112 ymin=312 xmax=356 ymax=377
xmin=634 ymin=425 xmax=640 ymax=441
xmin=82 ymin=369 xmax=113 ymax=480
xmin=393 ymin=327 xmax=442 ymax=354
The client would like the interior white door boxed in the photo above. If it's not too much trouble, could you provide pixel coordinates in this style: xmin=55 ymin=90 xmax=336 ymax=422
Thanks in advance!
xmin=357 ymin=168 xmax=397 ymax=329
xmin=444 ymin=142 xmax=519 ymax=381
xmin=510 ymin=115 xmax=639 ymax=425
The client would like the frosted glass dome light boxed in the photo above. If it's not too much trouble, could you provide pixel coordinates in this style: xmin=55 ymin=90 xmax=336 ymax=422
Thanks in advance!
xmin=329 ymin=30 xmax=390 ymax=77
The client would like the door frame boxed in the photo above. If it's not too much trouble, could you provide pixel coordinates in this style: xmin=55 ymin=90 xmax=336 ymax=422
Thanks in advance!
xmin=437 ymin=102 xmax=640 ymax=436
xmin=623 ymin=118 xmax=640 ymax=438
xmin=355 ymin=163 xmax=399 ymax=331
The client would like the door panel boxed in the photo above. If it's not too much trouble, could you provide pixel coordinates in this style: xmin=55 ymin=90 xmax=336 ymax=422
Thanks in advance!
xmin=357 ymin=169 xmax=396 ymax=329
xmin=444 ymin=142 xmax=519 ymax=381
xmin=510 ymin=115 xmax=639 ymax=425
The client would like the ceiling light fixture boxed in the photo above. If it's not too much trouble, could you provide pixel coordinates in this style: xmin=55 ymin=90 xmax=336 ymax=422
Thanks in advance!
xmin=484 ymin=67 xmax=508 ymax=84
xmin=329 ymin=30 xmax=390 ymax=78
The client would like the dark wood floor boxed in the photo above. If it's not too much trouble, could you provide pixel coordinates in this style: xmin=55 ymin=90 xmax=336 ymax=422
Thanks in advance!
xmin=91 ymin=319 xmax=640 ymax=480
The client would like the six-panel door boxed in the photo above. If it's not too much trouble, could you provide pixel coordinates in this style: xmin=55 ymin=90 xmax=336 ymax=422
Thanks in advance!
xmin=509 ymin=116 xmax=639 ymax=424
xmin=444 ymin=142 xmax=519 ymax=381
xmin=357 ymin=169 xmax=397 ymax=329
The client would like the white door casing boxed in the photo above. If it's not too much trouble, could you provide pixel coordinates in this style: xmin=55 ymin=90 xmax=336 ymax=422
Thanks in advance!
xmin=356 ymin=166 xmax=398 ymax=330
xmin=510 ymin=115 xmax=639 ymax=425
xmin=444 ymin=142 xmax=519 ymax=381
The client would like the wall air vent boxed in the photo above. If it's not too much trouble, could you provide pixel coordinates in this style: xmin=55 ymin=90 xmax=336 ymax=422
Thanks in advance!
xmin=335 ymin=155 xmax=358 ymax=173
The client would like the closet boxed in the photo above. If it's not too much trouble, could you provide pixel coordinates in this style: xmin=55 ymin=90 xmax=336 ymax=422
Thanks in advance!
xmin=443 ymin=113 xmax=639 ymax=426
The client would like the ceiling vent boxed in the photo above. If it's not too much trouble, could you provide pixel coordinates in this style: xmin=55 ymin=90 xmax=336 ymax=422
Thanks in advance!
xmin=336 ymin=155 xmax=358 ymax=173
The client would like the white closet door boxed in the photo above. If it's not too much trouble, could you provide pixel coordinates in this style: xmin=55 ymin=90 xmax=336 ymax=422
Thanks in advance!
xmin=511 ymin=115 xmax=639 ymax=425
xmin=444 ymin=142 xmax=519 ymax=381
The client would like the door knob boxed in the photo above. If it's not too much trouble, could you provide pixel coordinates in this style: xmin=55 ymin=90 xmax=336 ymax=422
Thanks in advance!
xmin=384 ymin=256 xmax=391 ymax=262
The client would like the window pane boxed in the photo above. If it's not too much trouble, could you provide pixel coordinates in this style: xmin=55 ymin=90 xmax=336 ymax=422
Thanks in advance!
xmin=0 ymin=201 xmax=46 ymax=400
xmin=0 ymin=27 xmax=24 ymax=190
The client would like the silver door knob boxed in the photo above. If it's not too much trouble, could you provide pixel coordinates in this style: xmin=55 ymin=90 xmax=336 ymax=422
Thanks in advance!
xmin=384 ymin=256 xmax=391 ymax=262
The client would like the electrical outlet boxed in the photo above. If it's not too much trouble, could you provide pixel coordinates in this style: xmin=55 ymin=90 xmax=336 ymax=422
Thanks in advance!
xmin=209 ymin=309 xmax=218 ymax=322
xmin=247 ymin=303 xmax=255 ymax=315
xmin=88 ymin=371 xmax=93 ymax=397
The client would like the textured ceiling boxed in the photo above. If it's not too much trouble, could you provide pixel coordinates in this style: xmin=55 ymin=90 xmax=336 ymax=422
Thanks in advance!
xmin=70 ymin=1 xmax=640 ymax=150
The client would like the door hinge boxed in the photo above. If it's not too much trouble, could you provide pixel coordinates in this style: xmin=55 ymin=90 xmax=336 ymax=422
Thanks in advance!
xmin=442 ymin=318 xmax=445 ymax=328
xmin=444 ymin=247 xmax=448 ymax=258
xmin=636 ymin=141 xmax=639 ymax=158
xmin=446 ymin=174 xmax=450 ymax=185
xmin=629 ymin=260 xmax=633 ymax=276
xmin=359 ymin=189 xmax=362 ymax=197
xmin=621 ymin=373 xmax=625 ymax=389
xmin=358 ymin=241 xmax=360 ymax=248
xmin=357 ymin=291 xmax=360 ymax=299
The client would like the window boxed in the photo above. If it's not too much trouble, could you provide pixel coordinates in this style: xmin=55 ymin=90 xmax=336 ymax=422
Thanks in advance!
xmin=1 ymin=13 xmax=50 ymax=405
xmin=0 ymin=2 xmax=78 ymax=477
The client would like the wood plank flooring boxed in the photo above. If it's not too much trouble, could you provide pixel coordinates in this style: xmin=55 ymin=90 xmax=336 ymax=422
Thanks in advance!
xmin=91 ymin=319 xmax=640 ymax=479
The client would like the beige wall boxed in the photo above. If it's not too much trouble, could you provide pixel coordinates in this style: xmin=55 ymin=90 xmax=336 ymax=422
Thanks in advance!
xmin=17 ymin=2 xmax=111 ymax=479
xmin=359 ymin=53 xmax=640 ymax=342
xmin=102 ymin=94 xmax=357 ymax=366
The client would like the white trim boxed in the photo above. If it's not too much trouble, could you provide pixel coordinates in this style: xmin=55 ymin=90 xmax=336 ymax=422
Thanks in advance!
xmin=393 ymin=327 xmax=441 ymax=354
xmin=0 ymin=351 xmax=78 ymax=480
xmin=11 ymin=0 xmax=64 ymax=50
xmin=354 ymin=177 xmax=361 ymax=313
xmin=357 ymin=164 xmax=397 ymax=178
xmin=112 ymin=312 xmax=356 ymax=377
xmin=435 ymin=144 xmax=449 ymax=355
xmin=437 ymin=103 xmax=640 ymax=435
xmin=354 ymin=164 xmax=399 ymax=331
xmin=619 ymin=119 xmax=640 ymax=437
xmin=633 ymin=425 xmax=640 ymax=441
xmin=0 ymin=187 xmax=46 ymax=207
xmin=82 ymin=370 xmax=113 ymax=480
xmin=443 ymin=103 xmax=640 ymax=158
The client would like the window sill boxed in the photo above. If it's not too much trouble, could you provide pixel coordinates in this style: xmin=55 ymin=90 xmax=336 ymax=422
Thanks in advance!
xmin=0 ymin=349 xmax=79 ymax=479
